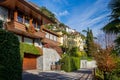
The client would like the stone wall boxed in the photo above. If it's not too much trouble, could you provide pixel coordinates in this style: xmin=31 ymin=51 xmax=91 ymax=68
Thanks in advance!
xmin=37 ymin=48 xmax=61 ymax=71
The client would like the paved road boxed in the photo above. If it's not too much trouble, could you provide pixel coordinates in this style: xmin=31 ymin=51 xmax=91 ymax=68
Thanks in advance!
xmin=22 ymin=69 xmax=93 ymax=80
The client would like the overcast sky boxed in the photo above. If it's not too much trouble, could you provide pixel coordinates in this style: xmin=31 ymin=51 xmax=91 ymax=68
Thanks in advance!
xmin=28 ymin=0 xmax=111 ymax=37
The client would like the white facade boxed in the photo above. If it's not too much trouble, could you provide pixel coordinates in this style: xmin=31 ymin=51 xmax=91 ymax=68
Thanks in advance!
xmin=45 ymin=32 xmax=58 ymax=41
xmin=66 ymin=27 xmax=75 ymax=33
xmin=80 ymin=60 xmax=97 ymax=69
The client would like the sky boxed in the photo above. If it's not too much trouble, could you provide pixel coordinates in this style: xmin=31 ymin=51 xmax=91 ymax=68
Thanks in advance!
xmin=28 ymin=0 xmax=111 ymax=37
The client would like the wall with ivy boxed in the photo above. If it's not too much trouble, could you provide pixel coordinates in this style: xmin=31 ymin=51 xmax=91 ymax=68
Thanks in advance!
xmin=20 ymin=42 xmax=41 ymax=59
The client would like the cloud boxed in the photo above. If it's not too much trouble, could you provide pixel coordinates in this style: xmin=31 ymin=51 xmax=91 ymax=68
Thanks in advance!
xmin=58 ymin=10 xmax=69 ymax=16
xmin=52 ymin=0 xmax=69 ymax=5
xmin=66 ymin=0 xmax=111 ymax=36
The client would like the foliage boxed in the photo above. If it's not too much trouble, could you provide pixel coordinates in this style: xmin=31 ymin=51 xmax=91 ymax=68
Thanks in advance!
xmin=94 ymin=48 xmax=116 ymax=80
xmin=109 ymin=0 xmax=120 ymax=20
xmin=70 ymin=47 xmax=78 ymax=57
xmin=70 ymin=47 xmax=86 ymax=57
xmin=0 ymin=20 xmax=3 ymax=28
xmin=102 ymin=19 xmax=120 ymax=34
xmin=108 ymin=56 xmax=120 ymax=80
xmin=70 ymin=57 xmax=80 ymax=71
xmin=20 ymin=42 xmax=41 ymax=58
xmin=60 ymin=54 xmax=80 ymax=72
xmin=0 ymin=29 xmax=22 ymax=80
xmin=95 ymin=69 xmax=104 ymax=80
xmin=60 ymin=55 xmax=71 ymax=72
xmin=44 ymin=24 xmax=54 ymax=30
xmin=84 ymin=28 xmax=96 ymax=57
xmin=39 ymin=6 xmax=56 ymax=21
xmin=102 ymin=0 xmax=120 ymax=50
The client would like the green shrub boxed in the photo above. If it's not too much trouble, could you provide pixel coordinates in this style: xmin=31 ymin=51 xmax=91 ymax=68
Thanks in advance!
xmin=77 ymin=51 xmax=87 ymax=57
xmin=60 ymin=55 xmax=80 ymax=72
xmin=71 ymin=57 xmax=80 ymax=71
xmin=0 ymin=29 xmax=22 ymax=80
xmin=60 ymin=56 xmax=71 ymax=72
xmin=70 ymin=47 xmax=87 ymax=57
xmin=70 ymin=47 xmax=78 ymax=57
xmin=20 ymin=42 xmax=41 ymax=58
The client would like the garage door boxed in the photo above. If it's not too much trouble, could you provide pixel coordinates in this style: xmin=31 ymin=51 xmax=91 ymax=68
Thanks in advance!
xmin=23 ymin=54 xmax=37 ymax=70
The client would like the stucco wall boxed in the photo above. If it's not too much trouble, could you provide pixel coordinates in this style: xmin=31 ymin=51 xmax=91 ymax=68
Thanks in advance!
xmin=80 ymin=60 xmax=97 ymax=69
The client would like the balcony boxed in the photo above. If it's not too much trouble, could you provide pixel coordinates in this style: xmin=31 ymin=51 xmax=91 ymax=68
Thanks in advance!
xmin=42 ymin=38 xmax=63 ymax=55
xmin=42 ymin=38 xmax=60 ymax=46
xmin=6 ymin=21 xmax=45 ymax=39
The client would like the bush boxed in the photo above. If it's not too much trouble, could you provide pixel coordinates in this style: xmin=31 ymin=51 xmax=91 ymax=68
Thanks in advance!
xmin=70 ymin=47 xmax=87 ymax=57
xmin=71 ymin=57 xmax=80 ymax=71
xmin=0 ymin=29 xmax=22 ymax=80
xmin=60 ymin=55 xmax=80 ymax=72
xmin=77 ymin=51 xmax=87 ymax=57
xmin=60 ymin=56 xmax=70 ymax=72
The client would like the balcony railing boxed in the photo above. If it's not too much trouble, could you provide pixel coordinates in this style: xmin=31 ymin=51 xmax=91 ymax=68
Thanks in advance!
xmin=42 ymin=38 xmax=60 ymax=46
xmin=6 ymin=21 xmax=45 ymax=39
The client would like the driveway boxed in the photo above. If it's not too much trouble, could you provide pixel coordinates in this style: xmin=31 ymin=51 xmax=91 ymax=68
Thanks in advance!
xmin=22 ymin=69 xmax=93 ymax=80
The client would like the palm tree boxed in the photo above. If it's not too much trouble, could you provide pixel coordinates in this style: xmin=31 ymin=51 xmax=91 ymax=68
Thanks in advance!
xmin=102 ymin=0 xmax=120 ymax=34
xmin=102 ymin=0 xmax=120 ymax=55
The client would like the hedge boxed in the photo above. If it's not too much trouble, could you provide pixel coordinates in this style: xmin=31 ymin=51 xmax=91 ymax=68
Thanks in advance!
xmin=60 ymin=55 xmax=80 ymax=72
xmin=0 ymin=29 xmax=22 ymax=80
xmin=20 ymin=42 xmax=41 ymax=59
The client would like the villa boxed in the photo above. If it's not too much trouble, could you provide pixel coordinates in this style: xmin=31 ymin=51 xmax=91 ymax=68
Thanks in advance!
xmin=0 ymin=0 xmax=62 ymax=71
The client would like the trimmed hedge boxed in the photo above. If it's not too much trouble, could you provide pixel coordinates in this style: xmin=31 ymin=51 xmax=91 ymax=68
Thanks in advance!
xmin=20 ymin=42 xmax=41 ymax=58
xmin=61 ymin=56 xmax=71 ymax=72
xmin=71 ymin=57 xmax=80 ymax=71
xmin=60 ymin=55 xmax=80 ymax=72
xmin=0 ymin=29 xmax=22 ymax=80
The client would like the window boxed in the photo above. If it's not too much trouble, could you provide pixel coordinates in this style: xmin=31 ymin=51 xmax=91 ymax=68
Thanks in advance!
xmin=32 ymin=20 xmax=36 ymax=28
xmin=37 ymin=24 xmax=40 ymax=29
xmin=50 ymin=34 xmax=53 ymax=40
xmin=25 ymin=16 xmax=29 ymax=24
xmin=24 ymin=37 xmax=33 ymax=44
xmin=18 ymin=14 xmax=23 ymax=23
xmin=54 ymin=36 xmax=57 ymax=41
xmin=45 ymin=32 xmax=49 ymax=38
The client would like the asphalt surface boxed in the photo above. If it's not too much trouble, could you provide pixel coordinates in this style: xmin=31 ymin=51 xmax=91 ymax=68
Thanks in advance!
xmin=22 ymin=69 xmax=93 ymax=80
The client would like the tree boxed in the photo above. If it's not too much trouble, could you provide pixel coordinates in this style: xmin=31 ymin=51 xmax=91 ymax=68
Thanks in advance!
xmin=83 ymin=28 xmax=96 ymax=57
xmin=102 ymin=0 xmax=120 ymax=55
xmin=94 ymin=48 xmax=116 ymax=80
xmin=102 ymin=0 xmax=120 ymax=34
